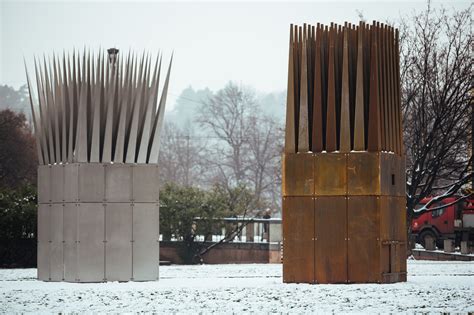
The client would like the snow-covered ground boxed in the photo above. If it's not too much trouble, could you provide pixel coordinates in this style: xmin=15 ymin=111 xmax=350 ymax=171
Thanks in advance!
xmin=1 ymin=261 xmax=473 ymax=313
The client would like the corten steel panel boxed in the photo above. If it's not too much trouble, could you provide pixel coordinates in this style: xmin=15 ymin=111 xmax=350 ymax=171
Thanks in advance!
xmin=38 ymin=165 xmax=50 ymax=203
xmin=105 ymin=164 xmax=132 ymax=202
xmin=282 ymin=153 xmax=314 ymax=196
xmin=380 ymin=196 xmax=407 ymax=282
xmin=380 ymin=153 xmax=405 ymax=197
xmin=314 ymin=153 xmax=347 ymax=196
xmin=396 ymin=156 xmax=406 ymax=197
xmin=105 ymin=203 xmax=132 ymax=281
xmin=395 ymin=196 xmax=407 ymax=276
xmin=37 ymin=204 xmax=50 ymax=280
xmin=314 ymin=197 xmax=347 ymax=284
xmin=380 ymin=196 xmax=406 ymax=241
xmin=77 ymin=203 xmax=105 ymax=282
xmin=380 ymin=153 xmax=394 ymax=196
xmin=78 ymin=164 xmax=105 ymax=202
xmin=133 ymin=165 xmax=159 ymax=202
xmin=64 ymin=164 xmax=79 ymax=202
xmin=390 ymin=244 xmax=399 ymax=274
xmin=380 ymin=243 xmax=390 ymax=277
xmin=63 ymin=203 xmax=77 ymax=282
xmin=347 ymin=152 xmax=381 ymax=195
xmin=51 ymin=165 xmax=64 ymax=203
xmin=282 ymin=197 xmax=314 ymax=283
xmin=347 ymin=196 xmax=381 ymax=283
xmin=50 ymin=204 xmax=64 ymax=281
xmin=133 ymin=203 xmax=159 ymax=281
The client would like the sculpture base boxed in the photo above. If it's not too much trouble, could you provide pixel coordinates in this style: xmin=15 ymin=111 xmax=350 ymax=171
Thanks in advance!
xmin=282 ymin=152 xmax=407 ymax=284
xmin=37 ymin=163 xmax=159 ymax=282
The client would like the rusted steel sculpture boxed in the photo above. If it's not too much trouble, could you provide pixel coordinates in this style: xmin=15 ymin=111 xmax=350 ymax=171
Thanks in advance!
xmin=26 ymin=50 xmax=172 ymax=282
xmin=282 ymin=22 xmax=406 ymax=284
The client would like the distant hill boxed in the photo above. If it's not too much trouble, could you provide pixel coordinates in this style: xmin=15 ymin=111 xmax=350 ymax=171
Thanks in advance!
xmin=166 ymin=85 xmax=286 ymax=128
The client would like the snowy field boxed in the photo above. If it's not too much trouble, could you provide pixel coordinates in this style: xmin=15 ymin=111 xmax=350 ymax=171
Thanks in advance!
xmin=0 ymin=260 xmax=473 ymax=313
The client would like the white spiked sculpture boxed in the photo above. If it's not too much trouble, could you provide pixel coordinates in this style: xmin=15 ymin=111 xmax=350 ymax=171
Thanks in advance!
xmin=26 ymin=49 xmax=172 ymax=282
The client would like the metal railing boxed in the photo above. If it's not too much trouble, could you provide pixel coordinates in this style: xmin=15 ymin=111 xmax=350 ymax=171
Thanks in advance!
xmin=160 ymin=217 xmax=282 ymax=243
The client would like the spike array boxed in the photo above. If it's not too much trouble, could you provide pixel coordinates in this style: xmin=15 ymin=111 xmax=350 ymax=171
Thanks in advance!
xmin=285 ymin=22 xmax=403 ymax=155
xmin=26 ymin=50 xmax=172 ymax=165
xmin=283 ymin=21 xmax=407 ymax=285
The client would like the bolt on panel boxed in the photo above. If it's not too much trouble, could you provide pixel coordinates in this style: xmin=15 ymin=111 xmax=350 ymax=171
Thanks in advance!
xmin=380 ymin=153 xmax=394 ymax=196
xmin=105 ymin=203 xmax=133 ymax=281
xmin=133 ymin=203 xmax=159 ymax=281
xmin=64 ymin=164 xmax=79 ymax=202
xmin=347 ymin=196 xmax=381 ymax=283
xmin=78 ymin=164 xmax=105 ymax=202
xmin=105 ymin=164 xmax=132 ymax=202
xmin=37 ymin=165 xmax=50 ymax=203
xmin=133 ymin=240 xmax=159 ymax=281
xmin=133 ymin=165 xmax=160 ymax=202
xmin=314 ymin=197 xmax=347 ymax=284
xmin=49 ymin=204 xmax=64 ymax=281
xmin=380 ymin=153 xmax=405 ymax=196
xmin=50 ymin=165 xmax=64 ymax=202
xmin=63 ymin=203 xmax=77 ymax=282
xmin=282 ymin=197 xmax=315 ymax=283
xmin=396 ymin=156 xmax=406 ymax=197
xmin=37 ymin=202 xmax=50 ymax=280
xmin=347 ymin=152 xmax=381 ymax=195
xmin=77 ymin=203 xmax=105 ymax=282
xmin=380 ymin=243 xmax=390 ymax=276
xmin=314 ymin=153 xmax=347 ymax=196
xmin=37 ymin=204 xmax=50 ymax=243
xmin=282 ymin=153 xmax=314 ymax=196
xmin=37 ymin=242 xmax=50 ymax=281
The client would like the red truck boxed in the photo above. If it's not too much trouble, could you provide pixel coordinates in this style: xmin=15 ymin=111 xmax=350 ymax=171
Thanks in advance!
xmin=411 ymin=196 xmax=474 ymax=248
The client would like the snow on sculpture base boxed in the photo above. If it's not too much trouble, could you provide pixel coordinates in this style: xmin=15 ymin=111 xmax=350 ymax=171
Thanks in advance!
xmin=37 ymin=163 xmax=160 ymax=282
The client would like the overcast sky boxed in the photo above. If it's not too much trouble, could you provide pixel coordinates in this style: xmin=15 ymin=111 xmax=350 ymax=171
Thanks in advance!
xmin=0 ymin=0 xmax=470 ymax=108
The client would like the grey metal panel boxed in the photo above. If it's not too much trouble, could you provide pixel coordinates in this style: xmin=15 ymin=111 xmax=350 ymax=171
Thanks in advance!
xmin=50 ymin=204 xmax=64 ymax=281
xmin=133 ymin=203 xmax=159 ymax=240
xmin=133 ymin=241 xmax=159 ymax=281
xmin=133 ymin=203 xmax=159 ymax=280
xmin=37 ymin=204 xmax=50 ymax=243
xmin=78 ymin=163 xmax=105 ymax=202
xmin=105 ymin=164 xmax=132 ymax=202
xmin=105 ymin=203 xmax=132 ymax=281
xmin=37 ymin=202 xmax=50 ymax=281
xmin=133 ymin=165 xmax=159 ymax=202
xmin=63 ymin=203 xmax=77 ymax=242
xmin=51 ymin=165 xmax=64 ymax=202
xmin=38 ymin=165 xmax=50 ymax=203
xmin=64 ymin=164 xmax=79 ymax=202
xmin=63 ymin=203 xmax=77 ymax=282
xmin=77 ymin=203 xmax=105 ymax=282
xmin=37 ymin=242 xmax=50 ymax=281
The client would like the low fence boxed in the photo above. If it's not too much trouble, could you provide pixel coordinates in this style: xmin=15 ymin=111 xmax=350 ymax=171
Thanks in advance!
xmin=180 ymin=217 xmax=282 ymax=243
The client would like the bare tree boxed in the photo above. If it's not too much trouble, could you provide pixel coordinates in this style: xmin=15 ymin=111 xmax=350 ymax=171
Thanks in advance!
xmin=247 ymin=115 xmax=283 ymax=208
xmin=197 ymin=82 xmax=257 ymax=187
xmin=399 ymin=3 xmax=473 ymax=217
xmin=197 ymin=82 xmax=284 ymax=212
xmin=158 ymin=121 xmax=208 ymax=187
